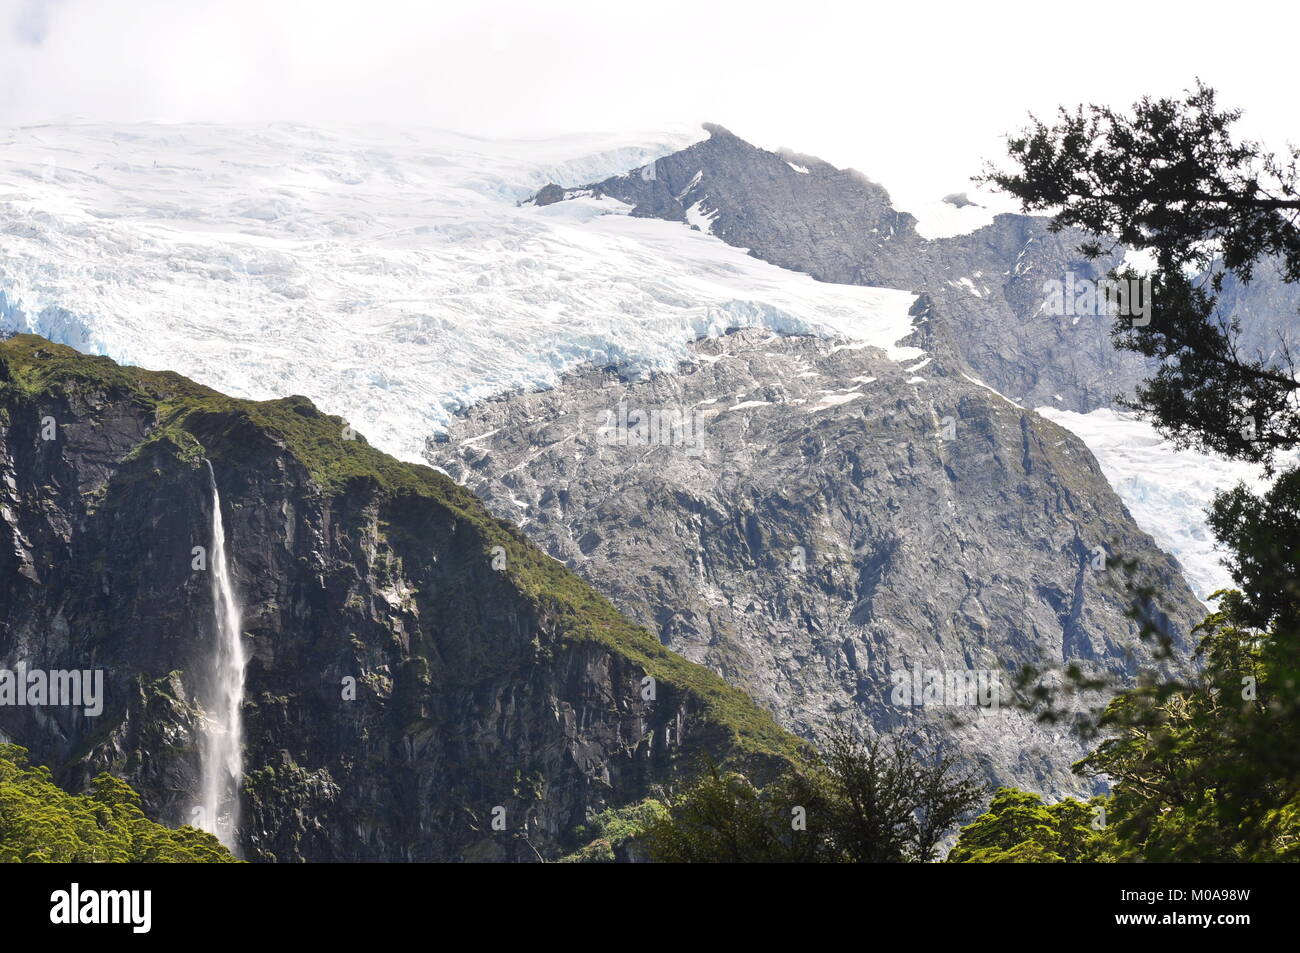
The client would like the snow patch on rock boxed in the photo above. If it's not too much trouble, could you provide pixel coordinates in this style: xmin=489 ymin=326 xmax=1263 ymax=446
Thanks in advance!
xmin=1037 ymin=407 xmax=1273 ymax=601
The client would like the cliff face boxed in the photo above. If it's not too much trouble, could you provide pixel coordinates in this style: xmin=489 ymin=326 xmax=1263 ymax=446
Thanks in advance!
xmin=425 ymin=329 xmax=1205 ymax=798
xmin=573 ymin=125 xmax=1292 ymax=423
xmin=491 ymin=130 xmax=1219 ymax=796
xmin=531 ymin=124 xmax=1153 ymax=414
xmin=0 ymin=335 xmax=796 ymax=861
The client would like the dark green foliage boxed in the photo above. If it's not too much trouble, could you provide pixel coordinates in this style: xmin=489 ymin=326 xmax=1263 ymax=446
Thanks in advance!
xmin=983 ymin=81 xmax=1300 ymax=465
xmin=962 ymin=586 xmax=1300 ymax=862
xmin=1208 ymin=468 xmax=1300 ymax=634
xmin=948 ymin=788 xmax=1101 ymax=863
xmin=984 ymin=81 xmax=1300 ymax=281
xmin=559 ymin=800 xmax=670 ymax=863
xmin=0 ymin=745 xmax=237 ymax=863
xmin=1074 ymin=594 xmax=1300 ymax=861
xmin=642 ymin=765 xmax=816 ymax=863
xmin=782 ymin=731 xmax=987 ymax=862
xmin=977 ymin=84 xmax=1300 ymax=862
xmin=643 ymin=733 xmax=985 ymax=863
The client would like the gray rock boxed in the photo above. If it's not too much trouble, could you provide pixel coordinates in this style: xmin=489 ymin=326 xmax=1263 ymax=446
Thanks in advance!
xmin=533 ymin=124 xmax=1295 ymax=416
xmin=426 ymin=329 xmax=1204 ymax=797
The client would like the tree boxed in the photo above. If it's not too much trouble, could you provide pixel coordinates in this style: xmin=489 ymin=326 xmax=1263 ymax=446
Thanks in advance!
xmin=983 ymin=83 xmax=1300 ymax=862
xmin=642 ymin=763 xmax=817 ymax=863
xmin=1073 ymin=593 xmax=1300 ymax=861
xmin=783 ymin=731 xmax=986 ymax=862
xmin=559 ymin=800 xmax=670 ymax=863
xmin=642 ymin=732 xmax=985 ymax=863
xmin=0 ymin=744 xmax=237 ymax=863
xmin=948 ymin=788 xmax=1102 ymax=863
xmin=982 ymin=80 xmax=1300 ymax=465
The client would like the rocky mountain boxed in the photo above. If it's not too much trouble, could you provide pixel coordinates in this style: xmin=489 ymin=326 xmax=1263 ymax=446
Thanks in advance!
xmin=425 ymin=327 xmax=1205 ymax=798
xmin=531 ymin=122 xmax=1156 ymax=415
xmin=1213 ymin=256 xmax=1300 ymax=366
xmin=420 ymin=127 xmax=1263 ymax=798
xmin=2 ymin=121 xmax=1286 ymax=841
xmin=0 ymin=334 xmax=797 ymax=861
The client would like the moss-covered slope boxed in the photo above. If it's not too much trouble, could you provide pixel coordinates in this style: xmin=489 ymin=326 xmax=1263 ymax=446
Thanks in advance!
xmin=0 ymin=334 xmax=800 ymax=861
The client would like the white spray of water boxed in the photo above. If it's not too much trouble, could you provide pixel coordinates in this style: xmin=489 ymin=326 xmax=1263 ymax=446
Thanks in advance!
xmin=199 ymin=460 xmax=247 ymax=852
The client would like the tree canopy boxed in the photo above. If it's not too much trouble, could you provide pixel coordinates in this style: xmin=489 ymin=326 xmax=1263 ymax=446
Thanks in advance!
xmin=639 ymin=732 xmax=985 ymax=863
xmin=983 ymin=80 xmax=1300 ymax=465
xmin=975 ymin=81 xmax=1300 ymax=863
xmin=0 ymin=744 xmax=238 ymax=863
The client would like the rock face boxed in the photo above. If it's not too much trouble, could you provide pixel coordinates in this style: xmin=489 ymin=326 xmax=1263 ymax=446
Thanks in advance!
xmin=1212 ymin=256 xmax=1300 ymax=366
xmin=529 ymin=123 xmax=1156 ymax=414
xmin=425 ymin=329 xmax=1204 ymax=798
xmin=0 ymin=335 xmax=796 ymax=861
xmin=431 ymin=127 xmax=1228 ymax=798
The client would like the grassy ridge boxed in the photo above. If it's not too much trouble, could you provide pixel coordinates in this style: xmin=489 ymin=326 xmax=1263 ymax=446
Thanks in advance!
xmin=0 ymin=334 xmax=803 ymax=765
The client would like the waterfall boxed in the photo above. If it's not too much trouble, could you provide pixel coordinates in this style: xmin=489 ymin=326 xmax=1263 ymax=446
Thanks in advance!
xmin=199 ymin=460 xmax=247 ymax=852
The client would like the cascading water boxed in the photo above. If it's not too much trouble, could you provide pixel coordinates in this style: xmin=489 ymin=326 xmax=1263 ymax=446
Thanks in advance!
xmin=199 ymin=460 xmax=247 ymax=852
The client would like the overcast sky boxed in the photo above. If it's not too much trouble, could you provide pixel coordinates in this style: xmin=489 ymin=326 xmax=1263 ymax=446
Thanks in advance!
xmin=1 ymin=0 xmax=1295 ymax=204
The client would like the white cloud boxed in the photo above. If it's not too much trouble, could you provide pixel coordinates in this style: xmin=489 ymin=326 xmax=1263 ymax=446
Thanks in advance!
xmin=1 ymin=0 xmax=1295 ymax=204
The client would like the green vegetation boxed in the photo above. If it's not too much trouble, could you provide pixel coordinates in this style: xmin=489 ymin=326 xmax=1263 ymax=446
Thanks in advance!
xmin=948 ymin=788 xmax=1101 ymax=863
xmin=956 ymin=82 xmax=1300 ymax=863
xmin=643 ymin=766 xmax=808 ymax=862
xmin=0 ymin=334 xmax=802 ymax=770
xmin=982 ymin=80 xmax=1300 ymax=465
xmin=951 ymin=590 xmax=1300 ymax=862
xmin=0 ymin=744 xmax=237 ymax=862
xmin=1072 ymin=591 xmax=1300 ymax=861
xmin=560 ymin=800 xmax=670 ymax=863
xmin=624 ymin=732 xmax=985 ymax=863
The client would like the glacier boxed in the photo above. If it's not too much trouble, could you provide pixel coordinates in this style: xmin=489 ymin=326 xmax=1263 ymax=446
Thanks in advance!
xmin=0 ymin=121 xmax=1272 ymax=606
xmin=1037 ymin=407 xmax=1274 ymax=602
xmin=0 ymin=122 xmax=918 ymax=461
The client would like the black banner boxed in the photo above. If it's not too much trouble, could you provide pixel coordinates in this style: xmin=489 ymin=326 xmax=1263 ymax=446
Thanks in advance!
xmin=3 ymin=861 xmax=1279 ymax=940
